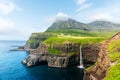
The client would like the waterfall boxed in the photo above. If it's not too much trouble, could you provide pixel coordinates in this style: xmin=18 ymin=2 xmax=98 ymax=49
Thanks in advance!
xmin=77 ymin=44 xmax=84 ymax=69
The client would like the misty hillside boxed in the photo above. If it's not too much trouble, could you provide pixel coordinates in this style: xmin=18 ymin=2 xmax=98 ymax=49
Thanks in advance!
xmin=46 ymin=18 xmax=120 ymax=31
xmin=88 ymin=21 xmax=120 ymax=31
xmin=47 ymin=19 xmax=89 ymax=31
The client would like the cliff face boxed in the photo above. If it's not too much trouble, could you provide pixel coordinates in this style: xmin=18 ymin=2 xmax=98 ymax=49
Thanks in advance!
xmin=84 ymin=32 xmax=120 ymax=80
xmin=25 ymin=33 xmax=53 ymax=49
xmin=23 ymin=42 xmax=100 ymax=68
xmin=82 ymin=44 xmax=101 ymax=67
xmin=23 ymin=43 xmax=48 ymax=66
xmin=23 ymin=43 xmax=79 ymax=67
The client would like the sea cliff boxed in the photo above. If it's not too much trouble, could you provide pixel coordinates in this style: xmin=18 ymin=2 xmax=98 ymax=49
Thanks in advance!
xmin=84 ymin=32 xmax=120 ymax=80
xmin=22 ymin=35 xmax=101 ymax=68
xmin=21 ymin=18 xmax=120 ymax=79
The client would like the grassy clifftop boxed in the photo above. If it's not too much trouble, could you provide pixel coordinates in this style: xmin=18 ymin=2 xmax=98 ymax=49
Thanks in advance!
xmin=43 ymin=35 xmax=104 ymax=46
xmin=26 ymin=29 xmax=119 ymax=51
xmin=104 ymin=40 xmax=120 ymax=80
xmin=25 ymin=33 xmax=54 ymax=49
xmin=84 ymin=32 xmax=120 ymax=80
xmin=43 ymin=34 xmax=104 ymax=55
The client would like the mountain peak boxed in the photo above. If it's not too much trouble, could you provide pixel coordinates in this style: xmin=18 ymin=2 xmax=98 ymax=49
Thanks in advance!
xmin=46 ymin=18 xmax=89 ymax=31
xmin=46 ymin=18 xmax=120 ymax=32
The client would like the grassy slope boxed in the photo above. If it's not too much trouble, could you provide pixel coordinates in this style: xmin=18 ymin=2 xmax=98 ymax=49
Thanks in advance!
xmin=44 ymin=30 xmax=119 ymax=46
xmin=27 ymin=29 xmax=120 ymax=55
xmin=104 ymin=40 xmax=120 ymax=80
xmin=43 ymin=30 xmax=119 ymax=55
xmin=46 ymin=29 xmax=118 ymax=38
xmin=43 ymin=35 xmax=105 ymax=46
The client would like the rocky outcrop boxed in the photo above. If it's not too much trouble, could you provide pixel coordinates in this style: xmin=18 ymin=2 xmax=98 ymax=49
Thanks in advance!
xmin=22 ymin=43 xmax=100 ymax=68
xmin=22 ymin=43 xmax=80 ymax=68
xmin=22 ymin=43 xmax=48 ymax=66
xmin=47 ymin=54 xmax=79 ymax=68
xmin=84 ymin=32 xmax=120 ymax=80
xmin=25 ymin=33 xmax=53 ymax=49
xmin=22 ymin=53 xmax=48 ymax=67
xmin=10 ymin=46 xmax=25 ymax=51
xmin=82 ymin=44 xmax=101 ymax=67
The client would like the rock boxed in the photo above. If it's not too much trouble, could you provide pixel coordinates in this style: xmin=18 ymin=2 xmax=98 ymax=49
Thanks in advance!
xmin=47 ymin=54 xmax=79 ymax=68
xmin=10 ymin=46 xmax=25 ymax=51
xmin=22 ymin=53 xmax=48 ymax=67
xmin=47 ymin=55 xmax=68 ymax=68
xmin=22 ymin=53 xmax=79 ymax=68
xmin=22 ymin=43 xmax=100 ymax=68
xmin=84 ymin=32 xmax=120 ymax=80
xmin=82 ymin=44 xmax=101 ymax=67
xmin=24 ymin=33 xmax=53 ymax=49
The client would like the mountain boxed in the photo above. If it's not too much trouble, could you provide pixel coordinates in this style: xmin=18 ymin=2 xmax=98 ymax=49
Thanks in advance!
xmin=46 ymin=18 xmax=120 ymax=31
xmin=88 ymin=21 xmax=120 ymax=31
xmin=47 ymin=18 xmax=89 ymax=31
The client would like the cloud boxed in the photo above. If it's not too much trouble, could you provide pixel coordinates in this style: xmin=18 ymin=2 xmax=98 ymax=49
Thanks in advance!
xmin=48 ymin=12 xmax=70 ymax=23
xmin=88 ymin=13 xmax=120 ymax=23
xmin=55 ymin=12 xmax=69 ymax=21
xmin=0 ymin=17 xmax=39 ymax=40
xmin=0 ymin=0 xmax=20 ymax=34
xmin=0 ymin=0 xmax=21 ymax=15
xmin=75 ymin=0 xmax=120 ymax=24
xmin=77 ymin=3 xmax=92 ymax=11
xmin=0 ymin=0 xmax=24 ymax=40
xmin=88 ymin=13 xmax=113 ymax=21
xmin=77 ymin=0 xmax=86 ymax=5
xmin=76 ymin=0 xmax=92 ymax=11
xmin=0 ymin=17 xmax=15 ymax=31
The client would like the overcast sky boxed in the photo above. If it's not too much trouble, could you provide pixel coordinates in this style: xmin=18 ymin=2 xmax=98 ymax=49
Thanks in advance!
xmin=0 ymin=0 xmax=120 ymax=40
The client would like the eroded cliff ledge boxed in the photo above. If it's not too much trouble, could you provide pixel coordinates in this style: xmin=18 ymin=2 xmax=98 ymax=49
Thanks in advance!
xmin=84 ymin=32 xmax=120 ymax=80
xmin=22 ymin=42 xmax=100 ymax=68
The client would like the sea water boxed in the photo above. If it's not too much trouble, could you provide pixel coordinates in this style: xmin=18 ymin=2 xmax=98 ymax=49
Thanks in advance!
xmin=0 ymin=40 xmax=84 ymax=80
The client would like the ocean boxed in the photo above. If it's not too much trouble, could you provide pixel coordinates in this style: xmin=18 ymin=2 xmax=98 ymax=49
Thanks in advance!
xmin=0 ymin=40 xmax=83 ymax=80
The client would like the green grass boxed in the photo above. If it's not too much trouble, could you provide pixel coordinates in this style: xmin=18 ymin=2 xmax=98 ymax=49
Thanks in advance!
xmin=104 ymin=63 xmax=120 ymax=80
xmin=43 ymin=35 xmax=105 ymax=55
xmin=46 ymin=29 xmax=119 ymax=38
xmin=27 ymin=29 xmax=120 ymax=49
xmin=107 ymin=40 xmax=120 ymax=61
xmin=27 ymin=33 xmax=55 ymax=49
xmin=85 ymin=65 xmax=94 ymax=72
xmin=85 ymin=62 xmax=98 ymax=72
xmin=104 ymin=40 xmax=120 ymax=80
xmin=28 ymin=39 xmax=40 ymax=49
xmin=48 ymin=48 xmax=61 ymax=55
xmin=43 ymin=35 xmax=105 ymax=47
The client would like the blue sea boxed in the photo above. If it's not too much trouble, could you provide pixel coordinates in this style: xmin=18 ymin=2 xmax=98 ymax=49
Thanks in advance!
xmin=0 ymin=40 xmax=83 ymax=80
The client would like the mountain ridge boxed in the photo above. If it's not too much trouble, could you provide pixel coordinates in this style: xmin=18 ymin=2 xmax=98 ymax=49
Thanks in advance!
xmin=47 ymin=18 xmax=89 ymax=31
xmin=46 ymin=18 xmax=120 ymax=31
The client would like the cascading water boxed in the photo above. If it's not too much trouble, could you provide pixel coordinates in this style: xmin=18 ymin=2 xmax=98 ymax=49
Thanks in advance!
xmin=77 ymin=44 xmax=84 ymax=69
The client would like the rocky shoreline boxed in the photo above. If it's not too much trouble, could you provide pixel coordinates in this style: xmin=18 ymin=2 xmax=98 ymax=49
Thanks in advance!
xmin=10 ymin=46 xmax=25 ymax=51
xmin=16 ymin=43 xmax=100 ymax=68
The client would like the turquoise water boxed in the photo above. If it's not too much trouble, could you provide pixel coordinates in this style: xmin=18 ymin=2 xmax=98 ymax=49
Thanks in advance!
xmin=0 ymin=41 xmax=83 ymax=80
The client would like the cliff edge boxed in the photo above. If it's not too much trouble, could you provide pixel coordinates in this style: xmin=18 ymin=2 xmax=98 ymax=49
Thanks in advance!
xmin=84 ymin=32 xmax=120 ymax=80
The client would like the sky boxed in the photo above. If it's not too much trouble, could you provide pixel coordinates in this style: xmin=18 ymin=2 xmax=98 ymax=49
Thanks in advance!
xmin=0 ymin=0 xmax=120 ymax=40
